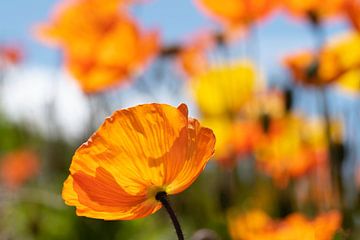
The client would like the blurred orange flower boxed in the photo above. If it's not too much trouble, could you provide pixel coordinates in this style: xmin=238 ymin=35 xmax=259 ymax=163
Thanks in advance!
xmin=255 ymin=115 xmax=327 ymax=187
xmin=232 ymin=120 xmax=263 ymax=159
xmin=283 ymin=51 xmax=323 ymax=85
xmin=282 ymin=0 xmax=345 ymax=20
xmin=228 ymin=209 xmax=341 ymax=240
xmin=0 ymin=45 xmax=23 ymax=67
xmin=177 ymin=32 xmax=215 ymax=77
xmin=228 ymin=209 xmax=271 ymax=240
xmin=196 ymin=0 xmax=277 ymax=29
xmin=0 ymin=150 xmax=39 ymax=190
xmin=62 ymin=103 xmax=215 ymax=220
xmin=37 ymin=0 xmax=122 ymax=52
xmin=285 ymin=50 xmax=342 ymax=86
xmin=65 ymin=16 xmax=159 ymax=93
xmin=344 ymin=0 xmax=360 ymax=31
xmin=36 ymin=0 xmax=159 ymax=93
xmin=284 ymin=32 xmax=360 ymax=86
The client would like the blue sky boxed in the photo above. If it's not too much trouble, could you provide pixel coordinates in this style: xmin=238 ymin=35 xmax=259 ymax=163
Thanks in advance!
xmin=1 ymin=1 xmax=359 ymax=187
xmin=0 ymin=0 xmax=350 ymax=71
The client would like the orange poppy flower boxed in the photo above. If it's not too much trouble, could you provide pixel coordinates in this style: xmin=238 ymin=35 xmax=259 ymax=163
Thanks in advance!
xmin=36 ymin=0 xmax=159 ymax=93
xmin=0 ymin=150 xmax=39 ymax=190
xmin=195 ymin=0 xmax=277 ymax=28
xmin=228 ymin=209 xmax=341 ymax=240
xmin=62 ymin=103 xmax=215 ymax=220
xmin=282 ymin=0 xmax=345 ymax=20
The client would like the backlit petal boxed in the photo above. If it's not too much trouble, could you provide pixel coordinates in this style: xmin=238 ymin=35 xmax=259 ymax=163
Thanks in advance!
xmin=63 ymin=103 xmax=215 ymax=220
xmin=167 ymin=119 xmax=216 ymax=194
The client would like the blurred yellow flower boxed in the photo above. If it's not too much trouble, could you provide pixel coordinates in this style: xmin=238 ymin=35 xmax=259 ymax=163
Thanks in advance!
xmin=191 ymin=61 xmax=260 ymax=165
xmin=336 ymin=69 xmax=360 ymax=94
xmin=323 ymin=31 xmax=360 ymax=73
xmin=192 ymin=61 xmax=258 ymax=118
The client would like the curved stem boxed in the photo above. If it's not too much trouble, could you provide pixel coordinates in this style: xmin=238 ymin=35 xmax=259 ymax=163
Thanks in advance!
xmin=156 ymin=192 xmax=184 ymax=240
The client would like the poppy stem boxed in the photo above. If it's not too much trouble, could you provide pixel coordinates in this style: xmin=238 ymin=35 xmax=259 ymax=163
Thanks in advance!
xmin=156 ymin=192 xmax=184 ymax=240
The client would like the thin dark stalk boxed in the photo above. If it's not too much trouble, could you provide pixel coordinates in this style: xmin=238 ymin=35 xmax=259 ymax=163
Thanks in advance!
xmin=309 ymin=15 xmax=345 ymax=208
xmin=307 ymin=11 xmax=325 ymax=52
xmin=156 ymin=192 xmax=184 ymax=240
xmin=320 ymin=88 xmax=332 ymax=146
xmin=319 ymin=60 xmax=343 ymax=208
xmin=218 ymin=166 xmax=236 ymax=212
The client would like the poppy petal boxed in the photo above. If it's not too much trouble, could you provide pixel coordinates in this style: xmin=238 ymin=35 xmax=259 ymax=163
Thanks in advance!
xmin=167 ymin=119 xmax=216 ymax=194
xmin=63 ymin=168 xmax=161 ymax=220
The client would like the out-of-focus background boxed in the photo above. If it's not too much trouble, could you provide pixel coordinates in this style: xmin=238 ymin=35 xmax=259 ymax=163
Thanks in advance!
xmin=0 ymin=0 xmax=359 ymax=239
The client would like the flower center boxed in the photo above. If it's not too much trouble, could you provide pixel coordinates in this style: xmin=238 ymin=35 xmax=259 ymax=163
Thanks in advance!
xmin=155 ymin=191 xmax=167 ymax=201
xmin=147 ymin=186 xmax=166 ymax=200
